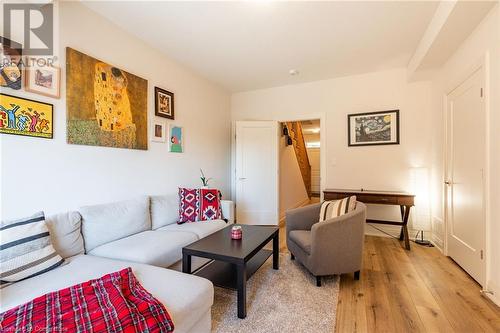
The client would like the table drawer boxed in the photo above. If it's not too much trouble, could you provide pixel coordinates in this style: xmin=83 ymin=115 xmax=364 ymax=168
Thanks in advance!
xmin=323 ymin=192 xmax=414 ymax=206
xmin=356 ymin=194 xmax=400 ymax=205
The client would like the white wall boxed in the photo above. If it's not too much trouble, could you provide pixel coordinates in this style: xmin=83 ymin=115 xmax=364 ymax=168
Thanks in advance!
xmin=279 ymin=135 xmax=309 ymax=220
xmin=232 ymin=68 xmax=433 ymax=233
xmin=0 ymin=2 xmax=231 ymax=219
xmin=430 ymin=4 xmax=500 ymax=304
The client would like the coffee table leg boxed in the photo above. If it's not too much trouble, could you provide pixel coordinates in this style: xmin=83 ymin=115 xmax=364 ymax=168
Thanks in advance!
xmin=237 ymin=263 xmax=247 ymax=319
xmin=182 ymin=253 xmax=191 ymax=274
xmin=273 ymin=231 xmax=279 ymax=270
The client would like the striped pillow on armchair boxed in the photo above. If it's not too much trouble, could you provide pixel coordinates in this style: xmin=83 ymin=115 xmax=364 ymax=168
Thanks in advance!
xmin=319 ymin=196 xmax=357 ymax=222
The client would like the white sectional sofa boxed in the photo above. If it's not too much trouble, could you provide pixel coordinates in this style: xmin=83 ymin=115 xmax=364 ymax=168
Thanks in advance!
xmin=0 ymin=195 xmax=234 ymax=333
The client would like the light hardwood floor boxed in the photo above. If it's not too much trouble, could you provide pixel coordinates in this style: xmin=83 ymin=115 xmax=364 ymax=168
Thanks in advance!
xmin=336 ymin=236 xmax=500 ymax=332
xmin=278 ymin=224 xmax=500 ymax=332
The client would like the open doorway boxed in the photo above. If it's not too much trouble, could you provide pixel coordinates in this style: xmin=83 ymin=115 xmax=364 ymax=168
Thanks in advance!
xmin=301 ymin=119 xmax=321 ymax=202
xmin=279 ymin=119 xmax=321 ymax=223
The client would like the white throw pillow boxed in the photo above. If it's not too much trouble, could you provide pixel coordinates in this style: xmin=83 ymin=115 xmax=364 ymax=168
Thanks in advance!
xmin=1 ymin=212 xmax=64 ymax=283
xmin=46 ymin=211 xmax=84 ymax=258
xmin=319 ymin=196 xmax=357 ymax=222
xmin=80 ymin=196 xmax=151 ymax=252
xmin=150 ymin=194 xmax=179 ymax=229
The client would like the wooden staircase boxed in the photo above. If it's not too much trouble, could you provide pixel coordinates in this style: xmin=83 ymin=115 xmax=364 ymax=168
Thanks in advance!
xmin=284 ymin=122 xmax=311 ymax=197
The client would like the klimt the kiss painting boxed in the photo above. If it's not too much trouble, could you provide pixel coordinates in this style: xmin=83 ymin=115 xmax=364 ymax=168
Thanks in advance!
xmin=66 ymin=47 xmax=148 ymax=150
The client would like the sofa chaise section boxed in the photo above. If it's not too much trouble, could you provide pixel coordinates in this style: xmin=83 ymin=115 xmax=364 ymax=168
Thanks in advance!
xmin=0 ymin=255 xmax=213 ymax=333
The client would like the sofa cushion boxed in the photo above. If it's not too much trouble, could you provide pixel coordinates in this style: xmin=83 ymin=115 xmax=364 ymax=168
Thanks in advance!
xmin=1 ymin=212 xmax=65 ymax=283
xmin=319 ymin=196 xmax=357 ymax=222
xmin=150 ymin=194 xmax=179 ymax=229
xmin=0 ymin=254 xmax=214 ymax=333
xmin=80 ymin=196 xmax=151 ymax=252
xmin=158 ymin=219 xmax=227 ymax=239
xmin=88 ymin=231 xmax=198 ymax=268
xmin=46 ymin=211 xmax=84 ymax=258
xmin=289 ymin=230 xmax=312 ymax=254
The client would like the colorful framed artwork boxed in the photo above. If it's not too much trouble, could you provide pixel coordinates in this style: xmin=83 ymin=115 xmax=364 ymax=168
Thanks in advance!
xmin=0 ymin=37 xmax=23 ymax=90
xmin=348 ymin=109 xmax=400 ymax=146
xmin=154 ymin=87 xmax=174 ymax=120
xmin=169 ymin=124 xmax=183 ymax=153
xmin=25 ymin=58 xmax=61 ymax=98
xmin=66 ymin=47 xmax=148 ymax=150
xmin=151 ymin=119 xmax=166 ymax=143
xmin=0 ymin=93 xmax=53 ymax=139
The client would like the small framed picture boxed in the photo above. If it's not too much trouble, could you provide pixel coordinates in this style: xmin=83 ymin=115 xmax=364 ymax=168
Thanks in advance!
xmin=0 ymin=37 xmax=23 ymax=91
xmin=25 ymin=58 xmax=61 ymax=98
xmin=168 ymin=124 xmax=183 ymax=153
xmin=348 ymin=109 xmax=400 ymax=146
xmin=155 ymin=87 xmax=174 ymax=120
xmin=151 ymin=119 xmax=166 ymax=143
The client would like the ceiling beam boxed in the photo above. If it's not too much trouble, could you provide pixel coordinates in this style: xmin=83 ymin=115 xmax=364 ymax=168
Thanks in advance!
xmin=407 ymin=0 xmax=495 ymax=81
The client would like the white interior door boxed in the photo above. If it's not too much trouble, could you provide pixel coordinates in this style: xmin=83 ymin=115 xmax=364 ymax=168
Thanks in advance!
xmin=235 ymin=121 xmax=279 ymax=225
xmin=446 ymin=68 xmax=486 ymax=285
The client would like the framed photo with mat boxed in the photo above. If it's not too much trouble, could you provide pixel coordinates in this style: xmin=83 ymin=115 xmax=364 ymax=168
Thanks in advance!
xmin=348 ymin=109 xmax=400 ymax=146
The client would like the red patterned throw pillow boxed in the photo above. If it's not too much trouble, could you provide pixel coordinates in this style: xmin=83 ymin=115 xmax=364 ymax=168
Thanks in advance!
xmin=178 ymin=188 xmax=222 ymax=223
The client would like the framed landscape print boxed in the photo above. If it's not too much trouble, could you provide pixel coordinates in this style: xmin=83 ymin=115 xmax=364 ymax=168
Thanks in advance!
xmin=66 ymin=47 xmax=148 ymax=150
xmin=348 ymin=109 xmax=399 ymax=146
xmin=155 ymin=87 xmax=174 ymax=120
xmin=151 ymin=119 xmax=166 ymax=143
xmin=169 ymin=124 xmax=183 ymax=153
xmin=25 ymin=58 xmax=61 ymax=98
xmin=0 ymin=93 xmax=53 ymax=139
xmin=0 ymin=37 xmax=23 ymax=90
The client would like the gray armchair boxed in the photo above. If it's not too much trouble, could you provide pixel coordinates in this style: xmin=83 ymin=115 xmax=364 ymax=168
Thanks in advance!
xmin=285 ymin=202 xmax=367 ymax=286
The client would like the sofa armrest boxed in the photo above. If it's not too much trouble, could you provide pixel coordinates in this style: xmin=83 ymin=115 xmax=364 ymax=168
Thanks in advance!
xmin=221 ymin=200 xmax=234 ymax=224
xmin=285 ymin=203 xmax=321 ymax=239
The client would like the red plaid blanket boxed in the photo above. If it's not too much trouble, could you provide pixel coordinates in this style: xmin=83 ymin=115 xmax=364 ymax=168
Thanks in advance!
xmin=0 ymin=267 xmax=174 ymax=333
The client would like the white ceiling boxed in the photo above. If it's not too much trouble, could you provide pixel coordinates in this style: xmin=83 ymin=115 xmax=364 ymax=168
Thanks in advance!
xmin=84 ymin=1 xmax=442 ymax=92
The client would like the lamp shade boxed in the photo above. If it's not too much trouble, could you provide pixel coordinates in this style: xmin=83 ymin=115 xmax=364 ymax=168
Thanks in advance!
xmin=410 ymin=167 xmax=431 ymax=231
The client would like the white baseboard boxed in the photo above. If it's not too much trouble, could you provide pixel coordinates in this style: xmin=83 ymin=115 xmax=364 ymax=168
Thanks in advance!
xmin=483 ymin=290 xmax=500 ymax=307
xmin=365 ymin=223 xmax=401 ymax=238
xmin=279 ymin=198 xmax=311 ymax=226
xmin=431 ymin=216 xmax=444 ymax=252
xmin=431 ymin=233 xmax=444 ymax=252
xmin=364 ymin=223 xmax=423 ymax=239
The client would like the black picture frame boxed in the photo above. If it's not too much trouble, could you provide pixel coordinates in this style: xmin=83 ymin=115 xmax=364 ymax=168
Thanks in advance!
xmin=154 ymin=86 xmax=174 ymax=120
xmin=347 ymin=109 xmax=400 ymax=147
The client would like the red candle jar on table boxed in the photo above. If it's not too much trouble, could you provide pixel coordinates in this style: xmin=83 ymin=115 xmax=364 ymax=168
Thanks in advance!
xmin=231 ymin=226 xmax=242 ymax=240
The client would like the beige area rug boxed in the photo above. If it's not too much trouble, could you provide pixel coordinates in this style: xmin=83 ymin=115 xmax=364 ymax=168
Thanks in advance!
xmin=211 ymin=254 xmax=339 ymax=333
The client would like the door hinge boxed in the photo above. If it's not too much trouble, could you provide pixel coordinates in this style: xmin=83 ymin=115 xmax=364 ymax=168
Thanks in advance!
xmin=480 ymin=250 xmax=484 ymax=260
xmin=480 ymin=88 xmax=483 ymax=98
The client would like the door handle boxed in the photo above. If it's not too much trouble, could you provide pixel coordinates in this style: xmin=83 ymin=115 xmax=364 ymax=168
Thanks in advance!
xmin=239 ymin=177 xmax=247 ymax=180
xmin=445 ymin=180 xmax=452 ymax=185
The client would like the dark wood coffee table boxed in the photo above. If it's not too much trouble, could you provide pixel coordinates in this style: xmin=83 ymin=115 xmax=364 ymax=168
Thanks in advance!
xmin=182 ymin=224 xmax=279 ymax=319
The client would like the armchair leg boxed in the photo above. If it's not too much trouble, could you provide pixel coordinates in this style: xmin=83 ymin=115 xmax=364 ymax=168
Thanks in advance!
xmin=290 ymin=253 xmax=295 ymax=260
xmin=354 ymin=270 xmax=360 ymax=280
xmin=316 ymin=276 xmax=321 ymax=287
